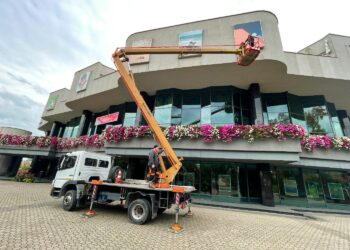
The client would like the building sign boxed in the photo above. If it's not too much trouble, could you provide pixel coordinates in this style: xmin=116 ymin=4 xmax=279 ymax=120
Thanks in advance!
xmin=233 ymin=21 xmax=264 ymax=48
xmin=95 ymin=112 xmax=119 ymax=126
xmin=47 ymin=95 xmax=57 ymax=111
xmin=129 ymin=39 xmax=153 ymax=65
xmin=328 ymin=182 xmax=344 ymax=200
xmin=178 ymin=29 xmax=203 ymax=58
xmin=76 ymin=71 xmax=91 ymax=92
xmin=284 ymin=179 xmax=298 ymax=196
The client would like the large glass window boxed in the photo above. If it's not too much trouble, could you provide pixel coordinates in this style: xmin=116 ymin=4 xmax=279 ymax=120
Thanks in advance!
xmin=233 ymin=90 xmax=251 ymax=125
xmin=274 ymin=166 xmax=307 ymax=206
xmin=288 ymin=93 xmax=307 ymax=129
xmin=62 ymin=117 xmax=81 ymax=138
xmin=302 ymin=169 xmax=325 ymax=206
xmin=211 ymin=162 xmax=239 ymax=197
xmin=304 ymin=105 xmax=333 ymax=136
xmin=327 ymin=103 xmax=344 ymax=137
xmin=200 ymin=90 xmax=211 ymax=125
xmin=123 ymin=102 xmax=137 ymax=127
xmin=175 ymin=161 xmax=200 ymax=191
xmin=154 ymin=92 xmax=173 ymax=127
xmin=302 ymin=96 xmax=334 ymax=136
xmin=320 ymin=170 xmax=350 ymax=205
xmin=182 ymin=92 xmax=201 ymax=125
xmin=238 ymin=164 xmax=261 ymax=203
xmin=172 ymin=92 xmax=182 ymax=125
xmin=262 ymin=93 xmax=291 ymax=125
xmin=211 ymin=88 xmax=233 ymax=126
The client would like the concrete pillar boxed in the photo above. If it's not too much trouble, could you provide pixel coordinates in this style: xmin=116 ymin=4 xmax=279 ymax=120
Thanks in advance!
xmin=337 ymin=110 xmax=350 ymax=136
xmin=49 ymin=121 xmax=62 ymax=137
xmin=8 ymin=156 xmax=22 ymax=177
xmin=0 ymin=155 xmax=13 ymax=176
xmin=248 ymin=83 xmax=264 ymax=125
xmin=77 ymin=110 xmax=92 ymax=137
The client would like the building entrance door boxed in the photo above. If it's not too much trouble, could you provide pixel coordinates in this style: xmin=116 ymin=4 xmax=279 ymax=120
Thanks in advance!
xmin=239 ymin=165 xmax=262 ymax=203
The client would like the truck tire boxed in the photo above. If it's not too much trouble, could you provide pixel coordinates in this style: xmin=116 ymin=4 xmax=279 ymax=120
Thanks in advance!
xmin=128 ymin=199 xmax=151 ymax=225
xmin=63 ymin=190 xmax=77 ymax=211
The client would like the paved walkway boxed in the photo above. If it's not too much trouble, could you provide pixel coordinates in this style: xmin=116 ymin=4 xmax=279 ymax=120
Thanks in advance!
xmin=0 ymin=181 xmax=349 ymax=250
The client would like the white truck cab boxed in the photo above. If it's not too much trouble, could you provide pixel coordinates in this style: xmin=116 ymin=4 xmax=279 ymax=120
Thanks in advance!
xmin=52 ymin=151 xmax=112 ymax=192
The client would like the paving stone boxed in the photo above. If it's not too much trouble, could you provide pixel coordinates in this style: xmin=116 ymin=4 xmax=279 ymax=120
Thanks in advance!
xmin=0 ymin=181 xmax=349 ymax=250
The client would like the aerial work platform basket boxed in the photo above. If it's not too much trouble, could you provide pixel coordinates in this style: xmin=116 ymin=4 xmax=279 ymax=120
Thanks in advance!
xmin=236 ymin=35 xmax=261 ymax=66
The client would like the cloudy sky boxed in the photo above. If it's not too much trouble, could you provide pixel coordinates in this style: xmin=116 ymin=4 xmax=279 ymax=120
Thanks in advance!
xmin=0 ymin=0 xmax=349 ymax=135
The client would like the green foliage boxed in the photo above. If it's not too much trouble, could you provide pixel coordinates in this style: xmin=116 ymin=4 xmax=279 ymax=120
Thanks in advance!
xmin=14 ymin=160 xmax=36 ymax=183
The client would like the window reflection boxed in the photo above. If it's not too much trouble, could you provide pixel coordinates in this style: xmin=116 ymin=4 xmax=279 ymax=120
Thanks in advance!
xmin=154 ymin=94 xmax=172 ymax=127
xmin=304 ymin=106 xmax=333 ymax=136
xmin=263 ymin=93 xmax=291 ymax=125
xmin=211 ymin=89 xmax=233 ymax=126
xmin=62 ymin=117 xmax=81 ymax=138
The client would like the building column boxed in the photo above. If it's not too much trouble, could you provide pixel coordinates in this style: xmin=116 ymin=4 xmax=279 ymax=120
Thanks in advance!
xmin=337 ymin=110 xmax=350 ymax=136
xmin=49 ymin=121 xmax=62 ymax=137
xmin=7 ymin=156 xmax=22 ymax=177
xmin=248 ymin=83 xmax=264 ymax=125
xmin=258 ymin=164 xmax=274 ymax=207
xmin=77 ymin=110 xmax=92 ymax=137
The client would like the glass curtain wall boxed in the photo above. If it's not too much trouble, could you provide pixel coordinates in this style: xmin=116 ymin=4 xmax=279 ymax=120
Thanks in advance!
xmin=234 ymin=90 xmax=250 ymax=125
xmin=175 ymin=160 xmax=261 ymax=203
xmin=210 ymin=88 xmax=234 ymax=126
xmin=320 ymin=170 xmax=350 ymax=205
xmin=272 ymin=166 xmax=350 ymax=209
xmin=123 ymin=102 xmax=137 ymax=127
xmin=287 ymin=93 xmax=307 ymax=128
xmin=182 ymin=91 xmax=201 ymax=125
xmin=262 ymin=93 xmax=291 ymax=125
xmin=301 ymin=96 xmax=334 ymax=136
xmin=327 ymin=103 xmax=344 ymax=136
xmin=273 ymin=167 xmax=308 ymax=206
xmin=154 ymin=89 xmax=173 ymax=127
xmin=62 ymin=117 xmax=81 ymax=138
xmin=154 ymin=86 xmax=251 ymax=127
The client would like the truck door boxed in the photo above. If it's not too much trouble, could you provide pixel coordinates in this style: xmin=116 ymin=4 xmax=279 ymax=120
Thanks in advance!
xmin=53 ymin=155 xmax=78 ymax=189
xmin=79 ymin=157 xmax=98 ymax=182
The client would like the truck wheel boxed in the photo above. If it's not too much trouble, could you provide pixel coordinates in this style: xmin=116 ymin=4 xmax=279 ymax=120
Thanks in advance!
xmin=157 ymin=208 xmax=166 ymax=215
xmin=128 ymin=199 xmax=151 ymax=225
xmin=63 ymin=190 xmax=77 ymax=211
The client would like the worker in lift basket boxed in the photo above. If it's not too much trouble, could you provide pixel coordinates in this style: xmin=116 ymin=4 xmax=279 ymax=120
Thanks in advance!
xmin=147 ymin=145 xmax=163 ymax=184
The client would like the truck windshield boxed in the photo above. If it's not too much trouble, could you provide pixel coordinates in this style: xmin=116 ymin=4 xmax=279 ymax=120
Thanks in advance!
xmin=59 ymin=156 xmax=77 ymax=170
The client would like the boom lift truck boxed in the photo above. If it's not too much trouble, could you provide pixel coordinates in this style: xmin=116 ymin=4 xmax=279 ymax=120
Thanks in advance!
xmin=50 ymin=36 xmax=260 ymax=226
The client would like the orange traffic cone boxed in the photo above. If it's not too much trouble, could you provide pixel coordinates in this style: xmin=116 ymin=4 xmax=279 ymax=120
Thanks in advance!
xmin=115 ymin=169 xmax=123 ymax=184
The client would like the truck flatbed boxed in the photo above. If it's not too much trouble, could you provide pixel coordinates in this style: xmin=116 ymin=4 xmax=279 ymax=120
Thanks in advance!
xmin=98 ymin=179 xmax=196 ymax=193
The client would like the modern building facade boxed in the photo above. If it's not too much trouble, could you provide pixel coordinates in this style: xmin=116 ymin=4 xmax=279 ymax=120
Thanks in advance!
xmin=2 ymin=11 xmax=350 ymax=209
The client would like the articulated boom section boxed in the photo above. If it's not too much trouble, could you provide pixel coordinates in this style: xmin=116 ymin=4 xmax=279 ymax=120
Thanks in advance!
xmin=112 ymin=37 xmax=259 ymax=187
xmin=112 ymin=49 xmax=182 ymax=187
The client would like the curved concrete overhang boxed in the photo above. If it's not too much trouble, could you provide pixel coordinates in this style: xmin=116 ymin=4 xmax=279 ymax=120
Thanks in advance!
xmin=65 ymin=71 xmax=120 ymax=113
xmin=55 ymin=56 xmax=350 ymax=119
xmin=38 ymin=119 xmax=51 ymax=131
xmin=63 ymin=59 xmax=288 ymax=114
xmin=128 ymin=10 xmax=278 ymax=39
xmin=41 ymin=109 xmax=82 ymax=124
